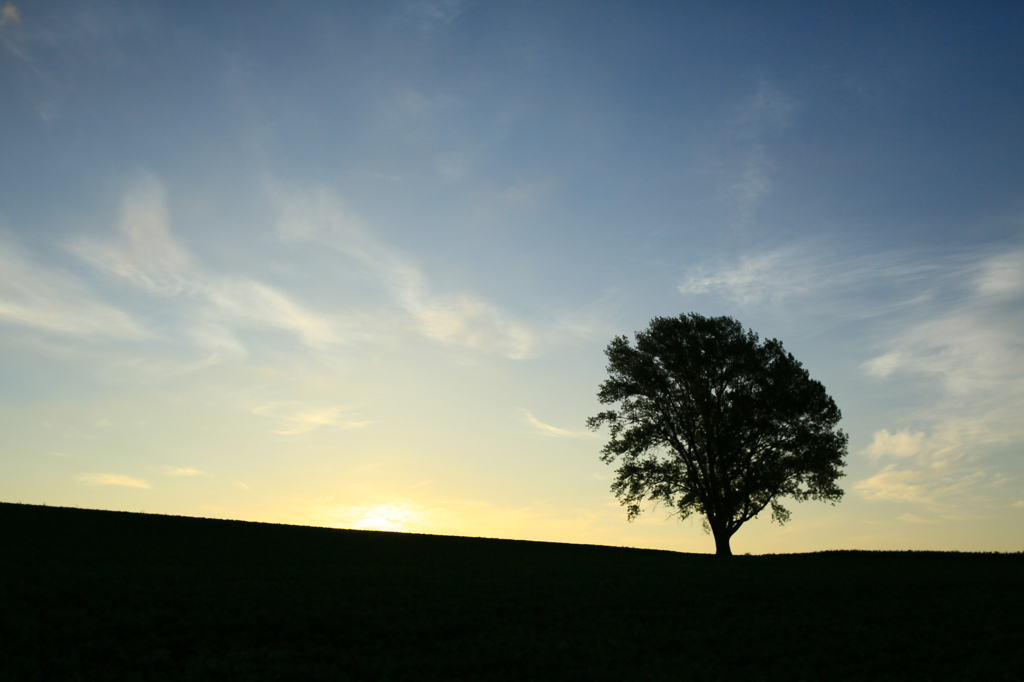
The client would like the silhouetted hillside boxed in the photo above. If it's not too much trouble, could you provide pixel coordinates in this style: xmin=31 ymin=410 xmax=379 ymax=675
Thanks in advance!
xmin=2 ymin=502 xmax=1020 ymax=680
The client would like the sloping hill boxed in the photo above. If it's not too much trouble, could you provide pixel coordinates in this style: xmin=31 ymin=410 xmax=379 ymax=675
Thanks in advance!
xmin=2 ymin=502 xmax=1020 ymax=680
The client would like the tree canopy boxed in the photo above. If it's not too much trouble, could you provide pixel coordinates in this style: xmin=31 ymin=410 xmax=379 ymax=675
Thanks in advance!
xmin=587 ymin=313 xmax=847 ymax=555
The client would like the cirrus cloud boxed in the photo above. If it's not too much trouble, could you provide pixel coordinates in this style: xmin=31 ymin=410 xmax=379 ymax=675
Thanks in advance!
xmin=680 ymin=241 xmax=1024 ymax=512
xmin=0 ymin=233 xmax=146 ymax=339
xmin=71 ymin=173 xmax=346 ymax=358
xmin=273 ymin=184 xmax=537 ymax=359
xmin=77 ymin=473 xmax=150 ymax=488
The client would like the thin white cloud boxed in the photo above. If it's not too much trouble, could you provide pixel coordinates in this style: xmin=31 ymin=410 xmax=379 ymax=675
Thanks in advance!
xmin=864 ymin=429 xmax=927 ymax=459
xmin=681 ymin=242 xmax=1024 ymax=511
xmin=2 ymin=3 xmax=159 ymax=118
xmin=855 ymin=463 xmax=993 ymax=508
xmin=397 ymin=0 xmax=466 ymax=32
xmin=679 ymin=246 xmax=815 ymax=305
xmin=0 ymin=233 xmax=146 ymax=338
xmin=863 ymin=352 xmax=902 ymax=378
xmin=252 ymin=402 xmax=372 ymax=435
xmin=866 ymin=313 xmax=1023 ymax=397
xmin=104 ymin=351 xmax=227 ymax=381
xmin=521 ymin=409 xmax=594 ymax=439
xmin=862 ymin=248 xmax=1024 ymax=407
xmin=73 ymin=174 xmax=192 ymax=295
xmin=375 ymin=85 xmax=463 ymax=153
xmin=896 ymin=513 xmax=936 ymax=524
xmin=747 ymin=80 xmax=798 ymax=130
xmin=855 ymin=249 xmax=1024 ymax=507
xmin=436 ymin=151 xmax=473 ymax=180
xmin=720 ymin=80 xmax=798 ymax=227
xmin=273 ymin=185 xmax=536 ymax=359
xmin=162 ymin=467 xmax=205 ymax=476
xmin=854 ymin=426 xmax=987 ymax=508
xmin=678 ymin=243 xmax=951 ymax=307
xmin=204 ymin=277 xmax=342 ymax=348
xmin=727 ymin=146 xmax=775 ymax=228
xmin=77 ymin=473 xmax=150 ymax=488
xmin=72 ymin=174 xmax=345 ymax=359
xmin=385 ymin=86 xmax=460 ymax=121
xmin=974 ymin=251 xmax=1024 ymax=297
xmin=399 ymin=287 xmax=535 ymax=359
xmin=186 ymin=322 xmax=248 ymax=363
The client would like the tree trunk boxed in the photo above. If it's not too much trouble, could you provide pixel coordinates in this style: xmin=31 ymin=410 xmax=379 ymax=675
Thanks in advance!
xmin=712 ymin=525 xmax=732 ymax=556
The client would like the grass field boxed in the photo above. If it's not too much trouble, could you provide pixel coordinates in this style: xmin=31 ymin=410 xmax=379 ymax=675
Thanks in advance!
xmin=1 ymin=502 xmax=1020 ymax=680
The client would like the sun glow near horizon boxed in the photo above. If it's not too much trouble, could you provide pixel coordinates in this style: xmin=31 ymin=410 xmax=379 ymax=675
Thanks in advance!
xmin=346 ymin=502 xmax=425 ymax=533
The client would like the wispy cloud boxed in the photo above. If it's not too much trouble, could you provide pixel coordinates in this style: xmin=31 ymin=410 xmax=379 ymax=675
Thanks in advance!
xmin=681 ymin=242 xmax=1024 ymax=511
xmin=436 ymin=151 xmax=473 ymax=181
xmin=678 ymin=243 xmax=951 ymax=307
xmin=2 ymin=2 xmax=165 ymax=121
xmin=854 ymin=463 xmax=995 ymax=509
xmin=861 ymin=248 xmax=1024 ymax=412
xmin=853 ymin=425 xmax=993 ymax=508
xmin=0 ymin=3 xmax=20 ymax=27
xmin=0 ymin=233 xmax=146 ymax=338
xmin=375 ymin=85 xmax=464 ymax=154
xmin=397 ymin=0 xmax=466 ymax=32
xmin=252 ymin=402 xmax=372 ymax=435
xmin=273 ymin=185 xmax=536 ymax=358
xmin=863 ymin=429 xmax=928 ymax=459
xmin=71 ymin=174 xmax=345 ymax=359
xmin=855 ymin=466 xmax=936 ymax=505
xmin=521 ymin=409 xmax=594 ymax=438
xmin=679 ymin=246 xmax=816 ymax=305
xmin=384 ymin=86 xmax=461 ymax=122
xmin=77 ymin=473 xmax=150 ymax=489
xmin=73 ymin=175 xmax=192 ymax=295
xmin=896 ymin=513 xmax=937 ymax=524
xmin=162 ymin=466 xmax=205 ymax=477
xmin=720 ymin=80 xmax=799 ymax=228
xmin=728 ymin=147 xmax=774 ymax=227
xmin=746 ymin=80 xmax=798 ymax=131
xmin=203 ymin=278 xmax=342 ymax=349
xmin=856 ymin=249 xmax=1024 ymax=508
xmin=974 ymin=251 xmax=1024 ymax=297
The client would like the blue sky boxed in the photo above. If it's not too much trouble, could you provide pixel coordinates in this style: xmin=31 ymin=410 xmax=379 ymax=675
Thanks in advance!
xmin=2 ymin=1 xmax=1022 ymax=553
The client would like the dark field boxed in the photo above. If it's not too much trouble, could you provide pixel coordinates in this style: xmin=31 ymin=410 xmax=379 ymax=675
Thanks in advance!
xmin=1 ymin=503 xmax=1021 ymax=680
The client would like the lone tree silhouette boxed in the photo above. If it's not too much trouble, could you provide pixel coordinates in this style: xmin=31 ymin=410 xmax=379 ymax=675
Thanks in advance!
xmin=587 ymin=313 xmax=847 ymax=555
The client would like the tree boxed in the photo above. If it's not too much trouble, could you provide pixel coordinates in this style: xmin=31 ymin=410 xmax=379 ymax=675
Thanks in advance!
xmin=587 ymin=313 xmax=847 ymax=556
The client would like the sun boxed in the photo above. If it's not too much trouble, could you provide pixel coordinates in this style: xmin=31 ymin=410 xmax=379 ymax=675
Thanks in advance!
xmin=351 ymin=502 xmax=422 ymax=532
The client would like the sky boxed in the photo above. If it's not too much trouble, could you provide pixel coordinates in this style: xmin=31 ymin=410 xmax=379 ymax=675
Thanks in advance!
xmin=2 ymin=1 xmax=1022 ymax=554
